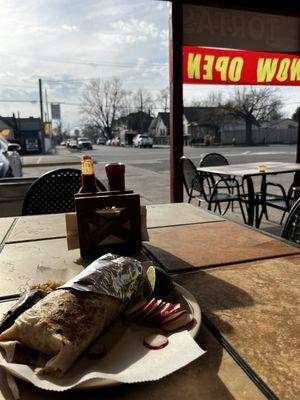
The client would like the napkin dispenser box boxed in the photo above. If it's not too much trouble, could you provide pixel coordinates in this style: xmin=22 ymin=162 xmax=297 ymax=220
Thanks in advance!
xmin=66 ymin=192 xmax=147 ymax=257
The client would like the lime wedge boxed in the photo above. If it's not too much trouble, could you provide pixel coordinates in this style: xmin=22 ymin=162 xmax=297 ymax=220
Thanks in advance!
xmin=146 ymin=265 xmax=174 ymax=300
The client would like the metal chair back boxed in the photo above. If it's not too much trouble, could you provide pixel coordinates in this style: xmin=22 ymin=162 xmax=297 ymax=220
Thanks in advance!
xmin=180 ymin=156 xmax=204 ymax=201
xmin=281 ymin=197 xmax=300 ymax=244
xmin=200 ymin=153 xmax=229 ymax=167
xmin=22 ymin=168 xmax=106 ymax=216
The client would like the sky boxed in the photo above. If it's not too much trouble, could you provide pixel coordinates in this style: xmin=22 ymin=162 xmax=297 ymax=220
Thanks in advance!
xmin=0 ymin=0 xmax=299 ymax=130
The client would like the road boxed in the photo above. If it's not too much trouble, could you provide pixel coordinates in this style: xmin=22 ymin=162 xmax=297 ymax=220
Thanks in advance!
xmin=22 ymin=144 xmax=297 ymax=235
xmin=23 ymin=144 xmax=297 ymax=197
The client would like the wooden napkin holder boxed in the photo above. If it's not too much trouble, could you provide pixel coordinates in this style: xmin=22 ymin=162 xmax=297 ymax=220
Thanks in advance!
xmin=74 ymin=191 xmax=142 ymax=257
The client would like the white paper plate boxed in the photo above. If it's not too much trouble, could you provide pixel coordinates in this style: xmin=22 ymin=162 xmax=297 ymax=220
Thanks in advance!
xmin=76 ymin=283 xmax=201 ymax=389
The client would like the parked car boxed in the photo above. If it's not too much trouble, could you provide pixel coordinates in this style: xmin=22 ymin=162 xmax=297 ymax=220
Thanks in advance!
xmin=96 ymin=137 xmax=106 ymax=145
xmin=0 ymin=137 xmax=22 ymax=178
xmin=67 ymin=139 xmax=77 ymax=149
xmin=77 ymin=138 xmax=93 ymax=150
xmin=111 ymin=137 xmax=121 ymax=146
xmin=133 ymin=134 xmax=153 ymax=148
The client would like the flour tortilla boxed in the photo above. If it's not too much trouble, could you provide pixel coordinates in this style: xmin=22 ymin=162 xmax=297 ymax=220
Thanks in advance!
xmin=0 ymin=289 xmax=124 ymax=375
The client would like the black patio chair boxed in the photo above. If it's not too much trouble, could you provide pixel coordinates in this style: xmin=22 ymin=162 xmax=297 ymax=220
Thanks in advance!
xmin=22 ymin=168 xmax=106 ymax=216
xmin=259 ymin=182 xmax=300 ymax=225
xmin=200 ymin=152 xmax=246 ymax=209
xmin=281 ymin=197 xmax=300 ymax=244
xmin=200 ymin=153 xmax=229 ymax=168
xmin=180 ymin=156 xmax=246 ymax=222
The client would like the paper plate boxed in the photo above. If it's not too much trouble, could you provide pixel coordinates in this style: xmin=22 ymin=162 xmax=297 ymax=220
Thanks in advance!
xmin=76 ymin=282 xmax=201 ymax=389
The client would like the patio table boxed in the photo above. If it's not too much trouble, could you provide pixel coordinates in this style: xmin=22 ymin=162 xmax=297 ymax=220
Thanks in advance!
xmin=174 ymin=255 xmax=300 ymax=400
xmin=144 ymin=220 xmax=300 ymax=272
xmin=0 ymin=203 xmax=224 ymax=245
xmin=197 ymin=161 xmax=300 ymax=227
xmin=0 ymin=205 xmax=265 ymax=400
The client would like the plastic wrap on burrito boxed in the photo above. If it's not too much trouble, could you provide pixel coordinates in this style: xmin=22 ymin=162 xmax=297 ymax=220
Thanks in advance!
xmin=58 ymin=254 xmax=144 ymax=303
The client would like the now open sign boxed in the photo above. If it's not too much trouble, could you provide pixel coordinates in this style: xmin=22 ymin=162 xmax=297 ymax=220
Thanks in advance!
xmin=183 ymin=46 xmax=300 ymax=86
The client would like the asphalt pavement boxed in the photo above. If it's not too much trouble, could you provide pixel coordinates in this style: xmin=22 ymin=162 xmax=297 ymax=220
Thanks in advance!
xmin=22 ymin=144 xmax=298 ymax=237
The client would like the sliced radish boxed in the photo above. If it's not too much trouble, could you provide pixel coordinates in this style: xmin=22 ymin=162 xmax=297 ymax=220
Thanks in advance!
xmin=138 ymin=299 xmax=164 ymax=321
xmin=145 ymin=302 xmax=180 ymax=325
xmin=143 ymin=334 xmax=169 ymax=350
xmin=161 ymin=309 xmax=187 ymax=325
xmin=160 ymin=303 xmax=181 ymax=317
xmin=162 ymin=313 xmax=194 ymax=332
xmin=86 ymin=342 xmax=107 ymax=360
xmin=124 ymin=297 xmax=149 ymax=317
xmin=132 ymin=298 xmax=157 ymax=320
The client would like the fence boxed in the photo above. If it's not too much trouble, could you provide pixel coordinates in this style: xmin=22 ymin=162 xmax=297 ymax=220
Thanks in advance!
xmin=221 ymin=128 xmax=298 ymax=145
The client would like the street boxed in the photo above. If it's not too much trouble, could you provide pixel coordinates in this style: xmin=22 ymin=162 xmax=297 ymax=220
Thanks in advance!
xmin=22 ymin=144 xmax=297 ymax=236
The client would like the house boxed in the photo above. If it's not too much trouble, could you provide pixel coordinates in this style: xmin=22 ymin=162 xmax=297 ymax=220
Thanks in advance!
xmin=270 ymin=119 xmax=298 ymax=130
xmin=113 ymin=111 xmax=153 ymax=145
xmin=149 ymin=112 xmax=169 ymax=144
xmin=183 ymin=107 xmax=250 ymax=145
xmin=150 ymin=107 xmax=248 ymax=145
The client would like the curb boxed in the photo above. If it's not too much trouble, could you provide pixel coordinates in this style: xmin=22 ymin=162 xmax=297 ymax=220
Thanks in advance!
xmin=23 ymin=161 xmax=81 ymax=168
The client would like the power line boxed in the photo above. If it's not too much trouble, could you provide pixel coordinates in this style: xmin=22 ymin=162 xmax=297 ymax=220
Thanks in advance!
xmin=0 ymin=99 xmax=38 ymax=103
xmin=0 ymin=52 xmax=167 ymax=69
xmin=0 ymin=83 xmax=36 ymax=89
xmin=0 ymin=99 xmax=298 ymax=107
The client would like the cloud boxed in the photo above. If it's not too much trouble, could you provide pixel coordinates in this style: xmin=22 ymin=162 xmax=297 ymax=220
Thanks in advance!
xmin=61 ymin=25 xmax=79 ymax=32
xmin=110 ymin=18 xmax=167 ymax=42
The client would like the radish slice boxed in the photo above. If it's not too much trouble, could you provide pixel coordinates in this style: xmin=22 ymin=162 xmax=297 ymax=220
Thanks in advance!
xmin=160 ymin=303 xmax=181 ymax=317
xmin=124 ymin=297 xmax=149 ymax=317
xmin=132 ymin=298 xmax=157 ymax=320
xmin=145 ymin=303 xmax=180 ymax=325
xmin=162 ymin=313 xmax=194 ymax=332
xmin=143 ymin=334 xmax=169 ymax=350
xmin=138 ymin=299 xmax=164 ymax=321
xmin=161 ymin=309 xmax=187 ymax=325
xmin=86 ymin=342 xmax=107 ymax=360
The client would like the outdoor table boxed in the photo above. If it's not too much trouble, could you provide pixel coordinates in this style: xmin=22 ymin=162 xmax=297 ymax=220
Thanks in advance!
xmin=0 ymin=204 xmax=264 ymax=400
xmin=197 ymin=161 xmax=300 ymax=227
xmin=144 ymin=220 xmax=300 ymax=272
xmin=0 ymin=203 xmax=224 ymax=245
xmin=174 ymin=255 xmax=300 ymax=400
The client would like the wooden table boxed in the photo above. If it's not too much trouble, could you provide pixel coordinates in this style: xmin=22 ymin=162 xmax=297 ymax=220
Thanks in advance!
xmin=198 ymin=161 xmax=300 ymax=227
xmin=0 ymin=203 xmax=298 ymax=399
xmin=0 ymin=203 xmax=224 ymax=245
xmin=174 ymin=256 xmax=300 ymax=400
xmin=144 ymin=220 xmax=300 ymax=272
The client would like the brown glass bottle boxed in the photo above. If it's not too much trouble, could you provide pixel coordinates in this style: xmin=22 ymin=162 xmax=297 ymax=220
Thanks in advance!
xmin=78 ymin=155 xmax=101 ymax=193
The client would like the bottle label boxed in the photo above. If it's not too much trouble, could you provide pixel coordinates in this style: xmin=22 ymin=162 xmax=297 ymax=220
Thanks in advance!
xmin=82 ymin=160 xmax=94 ymax=175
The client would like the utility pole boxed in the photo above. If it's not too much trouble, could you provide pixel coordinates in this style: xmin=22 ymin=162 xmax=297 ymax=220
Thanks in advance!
xmin=45 ymin=88 xmax=50 ymax=122
xmin=140 ymin=92 xmax=143 ymax=134
xmin=39 ymin=78 xmax=45 ymax=153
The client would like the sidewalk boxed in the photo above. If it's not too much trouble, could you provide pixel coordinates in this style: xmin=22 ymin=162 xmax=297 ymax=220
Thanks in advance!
xmin=22 ymin=150 xmax=81 ymax=167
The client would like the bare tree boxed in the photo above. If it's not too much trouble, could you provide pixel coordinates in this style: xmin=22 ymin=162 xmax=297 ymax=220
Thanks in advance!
xmin=80 ymin=77 xmax=125 ymax=139
xmin=224 ymin=87 xmax=282 ymax=145
xmin=292 ymin=106 xmax=300 ymax=122
xmin=188 ymin=91 xmax=223 ymax=108
xmin=156 ymin=88 xmax=169 ymax=112
xmin=131 ymin=88 xmax=155 ymax=116
xmin=202 ymin=91 xmax=223 ymax=107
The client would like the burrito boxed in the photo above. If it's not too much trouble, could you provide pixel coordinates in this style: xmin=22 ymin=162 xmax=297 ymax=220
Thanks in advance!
xmin=0 ymin=254 xmax=144 ymax=376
